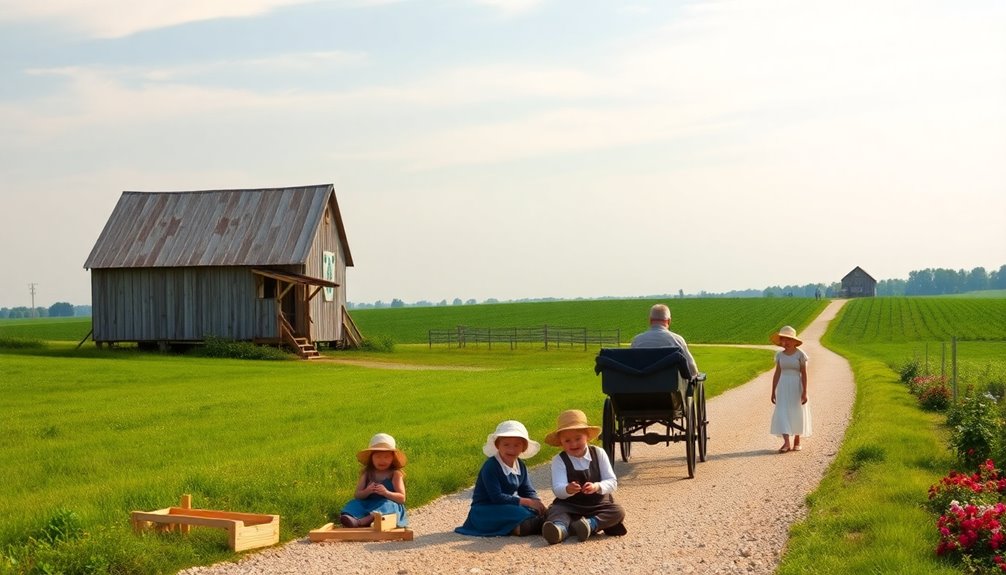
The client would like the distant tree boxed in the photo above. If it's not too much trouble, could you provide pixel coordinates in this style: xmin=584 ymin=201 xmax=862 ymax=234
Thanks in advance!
xmin=484 ymin=298 xmax=499 ymax=304
xmin=48 ymin=302 xmax=74 ymax=317
xmin=452 ymin=298 xmax=463 ymax=306
xmin=438 ymin=299 xmax=448 ymax=306
xmin=0 ymin=307 xmax=7 ymax=319
xmin=390 ymin=298 xmax=405 ymax=308
xmin=465 ymin=298 xmax=477 ymax=305
xmin=415 ymin=300 xmax=433 ymax=307
xmin=876 ymin=279 xmax=906 ymax=296
xmin=678 ymin=289 xmax=685 ymax=298
xmin=966 ymin=267 xmax=989 ymax=292
xmin=994 ymin=265 xmax=1006 ymax=289
xmin=374 ymin=300 xmax=387 ymax=308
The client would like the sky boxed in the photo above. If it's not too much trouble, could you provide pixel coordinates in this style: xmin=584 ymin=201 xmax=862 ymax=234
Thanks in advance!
xmin=1 ymin=0 xmax=1004 ymax=309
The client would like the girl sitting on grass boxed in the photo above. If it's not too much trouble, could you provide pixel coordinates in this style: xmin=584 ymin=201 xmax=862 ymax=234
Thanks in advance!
xmin=339 ymin=433 xmax=408 ymax=527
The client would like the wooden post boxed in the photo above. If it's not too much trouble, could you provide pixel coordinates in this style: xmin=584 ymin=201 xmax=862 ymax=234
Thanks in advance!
xmin=180 ymin=494 xmax=192 ymax=534
xmin=941 ymin=341 xmax=946 ymax=381
xmin=952 ymin=337 xmax=958 ymax=401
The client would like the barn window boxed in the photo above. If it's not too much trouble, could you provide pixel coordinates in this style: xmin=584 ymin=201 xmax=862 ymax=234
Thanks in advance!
xmin=258 ymin=277 xmax=277 ymax=299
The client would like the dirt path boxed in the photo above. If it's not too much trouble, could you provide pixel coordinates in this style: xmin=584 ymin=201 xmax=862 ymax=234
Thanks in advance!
xmin=180 ymin=300 xmax=855 ymax=575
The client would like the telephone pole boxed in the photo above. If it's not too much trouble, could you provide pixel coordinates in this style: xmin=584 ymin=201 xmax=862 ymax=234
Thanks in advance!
xmin=29 ymin=283 xmax=37 ymax=318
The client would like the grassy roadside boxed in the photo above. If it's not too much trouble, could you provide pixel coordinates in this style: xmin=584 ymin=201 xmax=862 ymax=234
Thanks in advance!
xmin=776 ymin=344 xmax=958 ymax=574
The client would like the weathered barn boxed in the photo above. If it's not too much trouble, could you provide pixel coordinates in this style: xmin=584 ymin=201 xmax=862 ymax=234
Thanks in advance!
xmin=83 ymin=184 xmax=360 ymax=356
xmin=841 ymin=266 xmax=877 ymax=298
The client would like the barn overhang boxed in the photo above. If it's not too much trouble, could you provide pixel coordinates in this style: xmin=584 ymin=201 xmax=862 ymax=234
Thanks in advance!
xmin=252 ymin=268 xmax=340 ymax=302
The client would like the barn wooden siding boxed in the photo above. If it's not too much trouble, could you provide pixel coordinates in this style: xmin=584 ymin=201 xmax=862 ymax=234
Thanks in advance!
xmin=90 ymin=267 xmax=278 ymax=342
xmin=304 ymin=204 xmax=349 ymax=342
xmin=84 ymin=185 xmax=353 ymax=345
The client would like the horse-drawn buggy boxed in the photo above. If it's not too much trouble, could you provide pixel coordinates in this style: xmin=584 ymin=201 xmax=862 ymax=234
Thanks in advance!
xmin=594 ymin=347 xmax=708 ymax=478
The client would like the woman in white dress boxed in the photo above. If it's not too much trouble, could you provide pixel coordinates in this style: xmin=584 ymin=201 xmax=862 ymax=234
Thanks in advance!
xmin=770 ymin=326 xmax=811 ymax=452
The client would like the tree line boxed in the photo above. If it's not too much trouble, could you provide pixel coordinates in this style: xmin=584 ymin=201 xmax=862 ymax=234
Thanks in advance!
xmin=0 ymin=303 xmax=91 ymax=319
xmin=347 ymin=264 xmax=1006 ymax=308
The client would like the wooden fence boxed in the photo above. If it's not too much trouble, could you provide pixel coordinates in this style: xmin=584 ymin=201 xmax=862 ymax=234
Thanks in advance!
xmin=428 ymin=325 xmax=621 ymax=350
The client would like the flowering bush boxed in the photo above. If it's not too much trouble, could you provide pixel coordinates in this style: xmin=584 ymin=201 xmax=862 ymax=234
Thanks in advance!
xmin=920 ymin=383 xmax=952 ymax=411
xmin=909 ymin=375 xmax=947 ymax=397
xmin=929 ymin=460 xmax=1006 ymax=514
xmin=948 ymin=393 xmax=1003 ymax=468
xmin=935 ymin=501 xmax=1006 ymax=573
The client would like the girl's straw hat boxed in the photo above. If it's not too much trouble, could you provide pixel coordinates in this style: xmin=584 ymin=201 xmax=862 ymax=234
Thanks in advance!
xmin=356 ymin=433 xmax=407 ymax=467
xmin=770 ymin=325 xmax=804 ymax=347
xmin=483 ymin=420 xmax=541 ymax=459
xmin=544 ymin=409 xmax=602 ymax=446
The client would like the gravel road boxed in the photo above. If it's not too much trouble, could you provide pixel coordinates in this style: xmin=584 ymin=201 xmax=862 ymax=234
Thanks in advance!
xmin=180 ymin=300 xmax=855 ymax=575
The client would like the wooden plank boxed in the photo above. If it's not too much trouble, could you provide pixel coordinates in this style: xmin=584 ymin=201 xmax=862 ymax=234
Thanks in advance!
xmin=307 ymin=513 xmax=413 ymax=543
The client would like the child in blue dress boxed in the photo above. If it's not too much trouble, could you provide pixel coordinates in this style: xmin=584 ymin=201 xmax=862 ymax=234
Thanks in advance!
xmin=455 ymin=420 xmax=546 ymax=537
xmin=339 ymin=433 xmax=408 ymax=527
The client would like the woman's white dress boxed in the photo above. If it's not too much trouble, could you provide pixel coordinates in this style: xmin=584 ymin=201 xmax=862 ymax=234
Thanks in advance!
xmin=770 ymin=349 xmax=812 ymax=436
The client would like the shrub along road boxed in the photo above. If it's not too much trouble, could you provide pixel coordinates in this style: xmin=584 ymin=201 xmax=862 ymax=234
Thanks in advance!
xmin=180 ymin=300 xmax=855 ymax=575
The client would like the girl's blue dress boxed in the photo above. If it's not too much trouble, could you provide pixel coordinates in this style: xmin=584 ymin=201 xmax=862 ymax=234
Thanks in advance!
xmin=340 ymin=477 xmax=408 ymax=527
xmin=455 ymin=457 xmax=539 ymax=537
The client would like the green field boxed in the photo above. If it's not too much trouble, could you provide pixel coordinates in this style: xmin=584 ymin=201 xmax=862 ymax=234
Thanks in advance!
xmin=352 ymin=297 xmax=829 ymax=344
xmin=828 ymin=298 xmax=1006 ymax=392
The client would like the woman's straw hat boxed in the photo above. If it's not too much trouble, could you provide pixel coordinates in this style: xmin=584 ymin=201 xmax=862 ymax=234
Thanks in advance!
xmin=770 ymin=325 xmax=803 ymax=347
xmin=483 ymin=420 xmax=541 ymax=458
xmin=544 ymin=409 xmax=602 ymax=446
xmin=356 ymin=433 xmax=407 ymax=467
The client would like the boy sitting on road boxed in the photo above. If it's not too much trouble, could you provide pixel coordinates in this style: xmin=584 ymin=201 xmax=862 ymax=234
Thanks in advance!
xmin=542 ymin=409 xmax=626 ymax=544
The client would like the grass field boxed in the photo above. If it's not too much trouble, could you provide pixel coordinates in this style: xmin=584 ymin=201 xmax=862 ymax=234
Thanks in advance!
xmin=352 ymin=297 xmax=829 ymax=344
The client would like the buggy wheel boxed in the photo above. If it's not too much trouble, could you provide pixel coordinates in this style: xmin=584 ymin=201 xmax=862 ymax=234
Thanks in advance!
xmin=618 ymin=418 xmax=632 ymax=462
xmin=685 ymin=397 xmax=697 ymax=479
xmin=601 ymin=398 xmax=615 ymax=462
xmin=696 ymin=381 xmax=708 ymax=462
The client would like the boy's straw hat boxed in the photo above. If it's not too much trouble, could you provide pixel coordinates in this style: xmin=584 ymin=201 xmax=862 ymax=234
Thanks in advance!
xmin=483 ymin=420 xmax=541 ymax=458
xmin=356 ymin=433 xmax=407 ymax=467
xmin=770 ymin=325 xmax=803 ymax=347
xmin=544 ymin=409 xmax=601 ymax=446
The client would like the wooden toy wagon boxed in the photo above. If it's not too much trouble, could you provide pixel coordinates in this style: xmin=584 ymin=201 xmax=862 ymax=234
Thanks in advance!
xmin=594 ymin=347 xmax=708 ymax=478
xmin=130 ymin=495 xmax=279 ymax=552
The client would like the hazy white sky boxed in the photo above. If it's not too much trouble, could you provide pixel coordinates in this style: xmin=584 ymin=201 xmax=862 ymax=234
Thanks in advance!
xmin=1 ymin=0 xmax=1004 ymax=308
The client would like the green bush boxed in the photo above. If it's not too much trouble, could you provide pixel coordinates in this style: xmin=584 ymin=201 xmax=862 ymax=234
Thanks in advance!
xmin=948 ymin=391 xmax=1002 ymax=468
xmin=359 ymin=335 xmax=395 ymax=353
xmin=195 ymin=337 xmax=293 ymax=360
xmin=899 ymin=357 xmax=921 ymax=383
xmin=0 ymin=337 xmax=45 ymax=350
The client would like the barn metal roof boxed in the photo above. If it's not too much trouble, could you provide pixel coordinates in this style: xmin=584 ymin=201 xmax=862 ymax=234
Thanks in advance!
xmin=83 ymin=184 xmax=353 ymax=269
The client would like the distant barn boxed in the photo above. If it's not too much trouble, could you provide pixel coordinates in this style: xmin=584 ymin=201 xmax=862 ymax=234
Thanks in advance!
xmin=841 ymin=266 xmax=877 ymax=298
xmin=83 ymin=184 xmax=360 ymax=357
